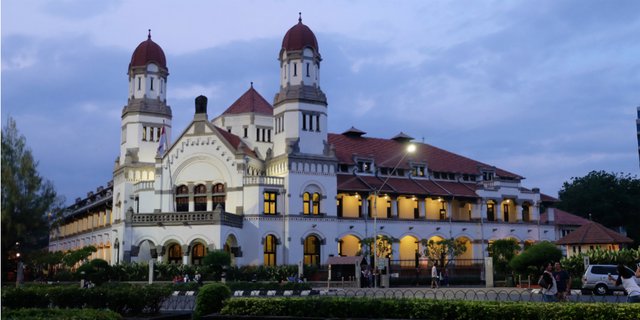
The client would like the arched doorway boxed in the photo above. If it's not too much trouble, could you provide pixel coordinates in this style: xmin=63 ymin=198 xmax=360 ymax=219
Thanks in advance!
xmin=167 ymin=243 xmax=182 ymax=264
xmin=225 ymin=234 xmax=238 ymax=266
xmin=191 ymin=243 xmax=206 ymax=265
xmin=455 ymin=236 xmax=473 ymax=260
xmin=399 ymin=235 xmax=420 ymax=267
xmin=338 ymin=234 xmax=360 ymax=256
xmin=303 ymin=235 xmax=320 ymax=266
xmin=263 ymin=234 xmax=278 ymax=266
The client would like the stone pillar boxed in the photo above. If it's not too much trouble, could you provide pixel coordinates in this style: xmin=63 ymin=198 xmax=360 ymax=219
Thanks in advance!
xmin=156 ymin=245 xmax=164 ymax=263
xmin=392 ymin=241 xmax=400 ymax=260
xmin=419 ymin=199 xmax=426 ymax=219
xmin=391 ymin=198 xmax=398 ymax=218
xmin=516 ymin=202 xmax=523 ymax=222
xmin=496 ymin=201 xmax=503 ymax=222
xmin=182 ymin=244 xmax=190 ymax=265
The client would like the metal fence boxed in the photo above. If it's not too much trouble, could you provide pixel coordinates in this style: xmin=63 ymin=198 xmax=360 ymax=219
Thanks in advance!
xmin=159 ymin=288 xmax=633 ymax=312
xmin=320 ymin=288 xmax=632 ymax=303
xmin=161 ymin=292 xmax=196 ymax=311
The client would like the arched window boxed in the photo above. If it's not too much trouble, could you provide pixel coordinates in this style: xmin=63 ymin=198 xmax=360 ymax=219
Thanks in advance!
xmin=264 ymin=234 xmax=277 ymax=266
xmin=303 ymin=235 xmax=320 ymax=266
xmin=312 ymin=193 xmax=320 ymax=214
xmin=303 ymin=192 xmax=321 ymax=215
xmin=194 ymin=184 xmax=207 ymax=211
xmin=176 ymin=185 xmax=189 ymax=212
xmin=168 ymin=244 xmax=182 ymax=264
xmin=191 ymin=243 xmax=206 ymax=265
xmin=212 ymin=183 xmax=225 ymax=211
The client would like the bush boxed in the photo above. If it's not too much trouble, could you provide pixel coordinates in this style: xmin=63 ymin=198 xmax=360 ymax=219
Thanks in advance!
xmin=1 ymin=283 xmax=172 ymax=316
xmin=222 ymin=297 xmax=640 ymax=320
xmin=509 ymin=241 xmax=562 ymax=277
xmin=1 ymin=308 xmax=121 ymax=320
xmin=193 ymin=283 xmax=231 ymax=319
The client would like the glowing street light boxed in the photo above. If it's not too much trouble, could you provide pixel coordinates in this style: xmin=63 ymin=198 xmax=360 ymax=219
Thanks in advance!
xmin=372 ymin=143 xmax=415 ymax=287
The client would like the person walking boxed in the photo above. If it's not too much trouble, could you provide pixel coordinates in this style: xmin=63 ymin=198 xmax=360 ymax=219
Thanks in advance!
xmin=553 ymin=262 xmax=571 ymax=301
xmin=539 ymin=262 xmax=557 ymax=302
xmin=608 ymin=263 xmax=640 ymax=303
xmin=431 ymin=263 xmax=439 ymax=289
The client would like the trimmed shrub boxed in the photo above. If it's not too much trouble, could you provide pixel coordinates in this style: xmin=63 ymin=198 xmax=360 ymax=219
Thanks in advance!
xmin=221 ymin=297 xmax=640 ymax=320
xmin=0 ymin=287 xmax=50 ymax=309
xmin=193 ymin=283 xmax=231 ymax=320
xmin=1 ymin=283 xmax=172 ymax=316
xmin=1 ymin=308 xmax=121 ymax=320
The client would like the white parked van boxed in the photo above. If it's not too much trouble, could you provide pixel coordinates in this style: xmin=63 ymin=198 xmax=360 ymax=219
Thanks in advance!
xmin=581 ymin=264 xmax=639 ymax=295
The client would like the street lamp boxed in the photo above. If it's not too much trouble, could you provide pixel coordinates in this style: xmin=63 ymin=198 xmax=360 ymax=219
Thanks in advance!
xmin=372 ymin=143 xmax=416 ymax=287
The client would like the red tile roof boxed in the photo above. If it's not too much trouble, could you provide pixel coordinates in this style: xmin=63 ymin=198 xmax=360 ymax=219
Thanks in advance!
xmin=328 ymin=133 xmax=522 ymax=179
xmin=130 ymin=33 xmax=166 ymax=69
xmin=540 ymin=209 xmax=591 ymax=225
xmin=556 ymin=222 xmax=633 ymax=245
xmin=213 ymin=126 xmax=257 ymax=158
xmin=221 ymin=86 xmax=273 ymax=116
xmin=282 ymin=17 xmax=319 ymax=52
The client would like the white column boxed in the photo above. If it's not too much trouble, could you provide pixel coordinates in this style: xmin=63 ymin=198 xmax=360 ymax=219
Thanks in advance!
xmin=182 ymin=245 xmax=189 ymax=265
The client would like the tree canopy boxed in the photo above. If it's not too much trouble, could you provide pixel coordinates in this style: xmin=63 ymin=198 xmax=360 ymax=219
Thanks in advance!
xmin=421 ymin=238 xmax=467 ymax=268
xmin=1 ymin=117 xmax=63 ymax=279
xmin=557 ymin=170 xmax=640 ymax=245
xmin=487 ymin=239 xmax=521 ymax=275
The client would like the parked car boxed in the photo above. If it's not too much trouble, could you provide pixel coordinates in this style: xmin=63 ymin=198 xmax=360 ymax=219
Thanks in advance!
xmin=581 ymin=264 xmax=640 ymax=295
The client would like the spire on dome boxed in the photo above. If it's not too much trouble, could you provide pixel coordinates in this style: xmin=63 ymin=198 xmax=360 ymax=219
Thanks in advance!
xmin=298 ymin=12 xmax=302 ymax=23
xmin=148 ymin=29 xmax=151 ymax=40
xmin=250 ymin=81 xmax=253 ymax=88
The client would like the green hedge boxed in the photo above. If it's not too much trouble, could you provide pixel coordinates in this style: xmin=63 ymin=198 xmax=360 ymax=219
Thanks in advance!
xmin=222 ymin=297 xmax=640 ymax=320
xmin=1 ymin=308 xmax=122 ymax=320
xmin=193 ymin=283 xmax=231 ymax=320
xmin=1 ymin=284 xmax=172 ymax=315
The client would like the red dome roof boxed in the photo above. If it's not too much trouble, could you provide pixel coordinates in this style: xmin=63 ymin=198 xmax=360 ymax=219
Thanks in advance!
xmin=129 ymin=32 xmax=167 ymax=69
xmin=281 ymin=17 xmax=319 ymax=52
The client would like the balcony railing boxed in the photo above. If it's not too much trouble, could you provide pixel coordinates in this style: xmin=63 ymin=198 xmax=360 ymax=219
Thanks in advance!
xmin=133 ymin=180 xmax=154 ymax=192
xmin=130 ymin=210 xmax=243 ymax=228
xmin=243 ymin=176 xmax=284 ymax=187
xmin=479 ymin=179 xmax=520 ymax=190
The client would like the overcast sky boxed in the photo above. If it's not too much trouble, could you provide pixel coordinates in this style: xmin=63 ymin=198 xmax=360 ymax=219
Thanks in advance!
xmin=2 ymin=0 xmax=639 ymax=205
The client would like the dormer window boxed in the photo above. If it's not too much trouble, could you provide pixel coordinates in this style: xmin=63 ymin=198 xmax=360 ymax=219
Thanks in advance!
xmin=482 ymin=171 xmax=494 ymax=181
xmin=357 ymin=160 xmax=373 ymax=173
xmin=412 ymin=165 xmax=426 ymax=177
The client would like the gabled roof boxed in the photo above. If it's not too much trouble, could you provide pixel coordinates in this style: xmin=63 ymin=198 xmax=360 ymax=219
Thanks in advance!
xmin=328 ymin=133 xmax=522 ymax=179
xmin=555 ymin=222 xmax=633 ymax=245
xmin=213 ymin=126 xmax=257 ymax=158
xmin=540 ymin=209 xmax=590 ymax=225
xmin=220 ymin=86 xmax=273 ymax=116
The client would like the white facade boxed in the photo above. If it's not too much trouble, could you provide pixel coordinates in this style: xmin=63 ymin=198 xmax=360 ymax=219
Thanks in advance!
xmin=50 ymin=20 xmax=557 ymax=268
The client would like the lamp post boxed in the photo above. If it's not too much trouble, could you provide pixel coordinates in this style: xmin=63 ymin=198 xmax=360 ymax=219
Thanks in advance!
xmin=372 ymin=143 xmax=415 ymax=287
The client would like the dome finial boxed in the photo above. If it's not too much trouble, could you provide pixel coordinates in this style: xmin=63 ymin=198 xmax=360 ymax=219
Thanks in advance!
xmin=250 ymin=81 xmax=254 ymax=88
xmin=148 ymin=29 xmax=151 ymax=40
xmin=298 ymin=12 xmax=302 ymax=23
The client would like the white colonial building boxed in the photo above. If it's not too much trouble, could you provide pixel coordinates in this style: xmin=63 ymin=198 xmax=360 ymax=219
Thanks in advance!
xmin=49 ymin=18 xmax=557 ymax=268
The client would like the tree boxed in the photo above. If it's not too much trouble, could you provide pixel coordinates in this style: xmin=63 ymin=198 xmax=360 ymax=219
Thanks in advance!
xmin=557 ymin=171 xmax=640 ymax=245
xmin=509 ymin=241 xmax=562 ymax=278
xmin=421 ymin=238 xmax=467 ymax=268
xmin=203 ymin=250 xmax=231 ymax=280
xmin=487 ymin=239 xmax=521 ymax=275
xmin=1 ymin=117 xmax=63 ymax=280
